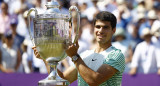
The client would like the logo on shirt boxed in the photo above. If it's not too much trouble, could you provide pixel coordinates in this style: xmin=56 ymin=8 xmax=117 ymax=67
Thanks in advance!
xmin=92 ymin=59 xmax=97 ymax=61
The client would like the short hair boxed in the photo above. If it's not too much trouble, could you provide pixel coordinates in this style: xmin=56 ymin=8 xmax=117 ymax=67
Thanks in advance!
xmin=93 ymin=11 xmax=117 ymax=29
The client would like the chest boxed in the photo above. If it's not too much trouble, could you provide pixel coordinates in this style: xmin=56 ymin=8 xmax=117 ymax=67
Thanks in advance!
xmin=0 ymin=15 xmax=10 ymax=24
xmin=83 ymin=53 xmax=108 ymax=71
xmin=141 ymin=45 xmax=155 ymax=59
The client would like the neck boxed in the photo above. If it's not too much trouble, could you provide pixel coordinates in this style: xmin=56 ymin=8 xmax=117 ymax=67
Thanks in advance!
xmin=12 ymin=31 xmax=16 ymax=35
xmin=6 ymin=43 xmax=12 ymax=48
xmin=95 ymin=42 xmax=112 ymax=53
xmin=146 ymin=40 xmax=151 ymax=44
xmin=2 ymin=12 xmax=8 ymax=16
xmin=145 ymin=38 xmax=151 ymax=44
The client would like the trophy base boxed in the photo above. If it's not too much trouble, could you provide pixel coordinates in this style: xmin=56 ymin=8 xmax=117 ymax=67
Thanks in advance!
xmin=38 ymin=79 xmax=68 ymax=86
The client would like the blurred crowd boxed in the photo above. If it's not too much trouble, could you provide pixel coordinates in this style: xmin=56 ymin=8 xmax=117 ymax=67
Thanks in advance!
xmin=0 ymin=0 xmax=160 ymax=76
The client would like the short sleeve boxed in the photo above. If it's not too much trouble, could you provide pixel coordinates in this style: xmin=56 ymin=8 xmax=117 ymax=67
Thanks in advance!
xmin=103 ymin=49 xmax=125 ymax=73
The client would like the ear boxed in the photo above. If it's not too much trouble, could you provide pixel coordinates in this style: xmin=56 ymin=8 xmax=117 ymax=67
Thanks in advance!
xmin=112 ymin=28 xmax=116 ymax=34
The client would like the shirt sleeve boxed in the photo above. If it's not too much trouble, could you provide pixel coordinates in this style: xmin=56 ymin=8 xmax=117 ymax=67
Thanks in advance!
xmin=103 ymin=49 xmax=125 ymax=73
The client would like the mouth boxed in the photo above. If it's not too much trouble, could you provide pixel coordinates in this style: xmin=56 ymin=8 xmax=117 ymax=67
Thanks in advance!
xmin=97 ymin=34 xmax=104 ymax=39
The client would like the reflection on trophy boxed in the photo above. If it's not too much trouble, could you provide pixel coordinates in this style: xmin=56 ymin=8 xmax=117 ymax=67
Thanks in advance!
xmin=27 ymin=0 xmax=80 ymax=86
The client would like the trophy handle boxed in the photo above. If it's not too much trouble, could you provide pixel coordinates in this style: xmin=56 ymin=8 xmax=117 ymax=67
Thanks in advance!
xmin=27 ymin=8 xmax=38 ymax=46
xmin=69 ymin=6 xmax=80 ymax=44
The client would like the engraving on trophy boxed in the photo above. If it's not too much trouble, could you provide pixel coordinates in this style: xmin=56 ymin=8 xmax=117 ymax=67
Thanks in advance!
xmin=34 ymin=19 xmax=67 ymax=61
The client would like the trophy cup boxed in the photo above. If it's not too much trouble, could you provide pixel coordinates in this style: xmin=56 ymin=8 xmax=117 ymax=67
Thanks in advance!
xmin=27 ymin=0 xmax=80 ymax=86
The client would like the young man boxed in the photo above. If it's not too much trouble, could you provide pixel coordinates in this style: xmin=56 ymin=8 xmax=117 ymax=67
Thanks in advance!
xmin=33 ymin=11 xmax=125 ymax=86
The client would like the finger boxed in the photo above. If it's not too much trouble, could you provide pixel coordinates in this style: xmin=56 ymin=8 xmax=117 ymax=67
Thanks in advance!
xmin=76 ymin=41 xmax=79 ymax=48
xmin=35 ymin=51 xmax=39 ymax=55
xmin=33 ymin=49 xmax=39 ymax=57
xmin=33 ymin=49 xmax=36 ymax=54
xmin=36 ymin=54 xmax=41 ymax=59
xmin=35 ymin=51 xmax=41 ymax=59
xmin=32 ymin=46 xmax=36 ymax=49
xmin=33 ymin=48 xmax=37 ymax=54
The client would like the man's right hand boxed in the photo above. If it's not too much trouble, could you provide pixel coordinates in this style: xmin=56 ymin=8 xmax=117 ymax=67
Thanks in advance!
xmin=32 ymin=46 xmax=50 ymax=74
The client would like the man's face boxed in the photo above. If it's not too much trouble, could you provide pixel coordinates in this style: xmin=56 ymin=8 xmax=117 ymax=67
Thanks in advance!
xmin=10 ymin=24 xmax=17 ymax=32
xmin=1 ymin=3 xmax=8 ymax=14
xmin=94 ymin=20 xmax=116 ymax=44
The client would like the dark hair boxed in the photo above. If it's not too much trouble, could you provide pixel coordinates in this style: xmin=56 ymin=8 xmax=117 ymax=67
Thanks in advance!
xmin=93 ymin=11 xmax=117 ymax=29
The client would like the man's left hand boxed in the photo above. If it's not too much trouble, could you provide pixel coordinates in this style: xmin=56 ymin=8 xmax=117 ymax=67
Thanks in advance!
xmin=65 ymin=41 xmax=79 ymax=57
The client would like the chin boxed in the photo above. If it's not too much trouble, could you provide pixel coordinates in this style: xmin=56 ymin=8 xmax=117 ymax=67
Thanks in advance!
xmin=97 ymin=40 xmax=104 ymax=44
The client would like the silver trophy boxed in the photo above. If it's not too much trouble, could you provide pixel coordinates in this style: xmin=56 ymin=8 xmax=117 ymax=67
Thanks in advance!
xmin=27 ymin=0 xmax=80 ymax=86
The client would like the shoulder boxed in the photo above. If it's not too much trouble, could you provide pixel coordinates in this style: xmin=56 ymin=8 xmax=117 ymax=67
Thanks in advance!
xmin=104 ymin=46 xmax=125 ymax=73
xmin=103 ymin=46 xmax=125 ymax=63
xmin=152 ymin=40 xmax=160 ymax=47
xmin=108 ymin=46 xmax=122 ymax=54
xmin=1 ymin=43 xmax=7 ymax=49
xmin=135 ymin=41 xmax=145 ymax=48
xmin=108 ymin=46 xmax=125 ymax=60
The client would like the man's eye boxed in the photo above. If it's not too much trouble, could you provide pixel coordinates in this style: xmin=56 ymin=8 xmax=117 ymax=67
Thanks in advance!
xmin=95 ymin=26 xmax=101 ymax=28
xmin=103 ymin=26 xmax=108 ymax=29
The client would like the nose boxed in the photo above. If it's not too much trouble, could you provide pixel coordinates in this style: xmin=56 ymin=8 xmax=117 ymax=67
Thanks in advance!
xmin=99 ymin=27 xmax=103 ymax=33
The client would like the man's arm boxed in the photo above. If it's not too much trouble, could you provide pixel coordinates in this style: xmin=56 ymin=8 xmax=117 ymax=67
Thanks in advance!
xmin=158 ymin=68 xmax=160 ymax=75
xmin=65 ymin=42 xmax=118 ymax=85
xmin=129 ymin=44 xmax=141 ymax=75
xmin=57 ymin=66 xmax=78 ymax=83
xmin=15 ymin=49 xmax=22 ymax=71
xmin=0 ymin=50 xmax=5 ymax=72
xmin=129 ymin=67 xmax=137 ymax=75
xmin=74 ymin=57 xmax=118 ymax=86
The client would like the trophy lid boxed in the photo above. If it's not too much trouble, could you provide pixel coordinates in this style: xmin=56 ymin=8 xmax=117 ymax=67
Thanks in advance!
xmin=35 ymin=0 xmax=69 ymax=20
xmin=45 ymin=0 xmax=61 ymax=14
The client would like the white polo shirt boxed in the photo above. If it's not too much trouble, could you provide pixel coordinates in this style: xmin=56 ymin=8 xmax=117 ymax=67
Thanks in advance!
xmin=131 ymin=41 xmax=160 ymax=74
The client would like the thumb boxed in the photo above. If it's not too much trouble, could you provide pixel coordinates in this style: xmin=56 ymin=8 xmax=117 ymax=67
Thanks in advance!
xmin=32 ymin=46 xmax=36 ymax=49
xmin=76 ymin=41 xmax=79 ymax=48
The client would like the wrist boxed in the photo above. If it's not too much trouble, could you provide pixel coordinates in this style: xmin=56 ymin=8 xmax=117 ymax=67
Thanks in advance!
xmin=71 ymin=54 xmax=80 ymax=62
xmin=68 ymin=53 xmax=77 ymax=58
